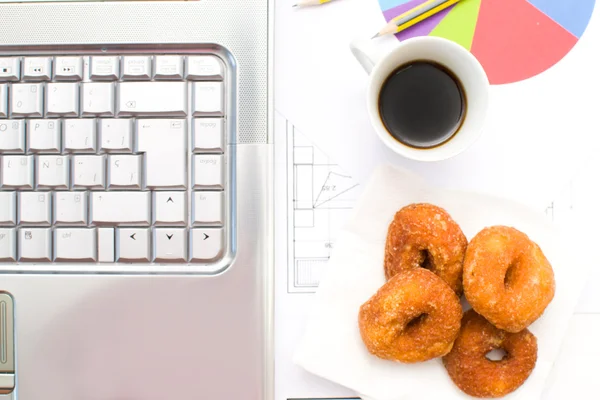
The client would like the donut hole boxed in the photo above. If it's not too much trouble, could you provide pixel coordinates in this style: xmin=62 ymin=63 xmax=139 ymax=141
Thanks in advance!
xmin=504 ymin=262 xmax=518 ymax=288
xmin=419 ymin=250 xmax=434 ymax=271
xmin=486 ymin=348 xmax=508 ymax=362
xmin=405 ymin=313 xmax=428 ymax=332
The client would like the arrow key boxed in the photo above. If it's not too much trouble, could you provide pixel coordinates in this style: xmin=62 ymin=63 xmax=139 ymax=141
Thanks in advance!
xmin=116 ymin=228 xmax=151 ymax=262
xmin=153 ymin=228 xmax=187 ymax=263
xmin=153 ymin=192 xmax=186 ymax=226
xmin=190 ymin=228 xmax=224 ymax=264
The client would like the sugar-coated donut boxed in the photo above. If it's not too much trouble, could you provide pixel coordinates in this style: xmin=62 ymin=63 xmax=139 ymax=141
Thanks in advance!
xmin=463 ymin=226 xmax=555 ymax=332
xmin=443 ymin=310 xmax=538 ymax=398
xmin=384 ymin=203 xmax=467 ymax=295
xmin=358 ymin=268 xmax=462 ymax=363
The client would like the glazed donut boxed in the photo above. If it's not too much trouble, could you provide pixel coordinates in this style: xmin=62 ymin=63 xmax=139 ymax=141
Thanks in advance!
xmin=463 ymin=226 xmax=555 ymax=332
xmin=358 ymin=268 xmax=462 ymax=363
xmin=384 ymin=203 xmax=467 ymax=294
xmin=443 ymin=309 xmax=537 ymax=398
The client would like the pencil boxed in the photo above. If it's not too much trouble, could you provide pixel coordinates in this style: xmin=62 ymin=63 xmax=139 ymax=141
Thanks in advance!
xmin=373 ymin=0 xmax=460 ymax=38
xmin=293 ymin=0 xmax=334 ymax=8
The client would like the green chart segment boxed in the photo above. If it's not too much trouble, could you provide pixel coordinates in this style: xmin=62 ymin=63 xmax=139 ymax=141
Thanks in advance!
xmin=378 ymin=0 xmax=596 ymax=84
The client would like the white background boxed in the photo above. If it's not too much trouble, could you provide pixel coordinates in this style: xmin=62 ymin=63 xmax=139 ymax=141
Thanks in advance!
xmin=274 ymin=0 xmax=600 ymax=398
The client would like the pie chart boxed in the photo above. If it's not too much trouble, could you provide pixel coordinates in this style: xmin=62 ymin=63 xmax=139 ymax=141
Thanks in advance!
xmin=378 ymin=0 xmax=596 ymax=84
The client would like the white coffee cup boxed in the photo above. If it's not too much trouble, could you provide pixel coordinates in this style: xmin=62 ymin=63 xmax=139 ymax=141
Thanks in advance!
xmin=350 ymin=36 xmax=489 ymax=162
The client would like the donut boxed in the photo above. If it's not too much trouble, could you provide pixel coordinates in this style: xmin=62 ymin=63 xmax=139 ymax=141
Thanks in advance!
xmin=463 ymin=226 xmax=555 ymax=332
xmin=358 ymin=268 xmax=462 ymax=363
xmin=443 ymin=309 xmax=538 ymax=398
xmin=384 ymin=203 xmax=467 ymax=295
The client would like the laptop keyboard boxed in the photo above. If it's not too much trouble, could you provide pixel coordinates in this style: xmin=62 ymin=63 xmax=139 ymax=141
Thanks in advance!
xmin=0 ymin=52 xmax=232 ymax=271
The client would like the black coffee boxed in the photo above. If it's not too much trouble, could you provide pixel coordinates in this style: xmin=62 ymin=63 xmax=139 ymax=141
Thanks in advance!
xmin=378 ymin=61 xmax=466 ymax=149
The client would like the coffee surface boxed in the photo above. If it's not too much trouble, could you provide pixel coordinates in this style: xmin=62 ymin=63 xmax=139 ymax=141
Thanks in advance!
xmin=378 ymin=61 xmax=466 ymax=149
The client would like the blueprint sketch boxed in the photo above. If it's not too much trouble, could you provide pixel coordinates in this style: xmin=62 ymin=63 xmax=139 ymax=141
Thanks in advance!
xmin=275 ymin=111 xmax=364 ymax=400
xmin=285 ymin=116 xmax=360 ymax=293
xmin=544 ymin=152 xmax=600 ymax=229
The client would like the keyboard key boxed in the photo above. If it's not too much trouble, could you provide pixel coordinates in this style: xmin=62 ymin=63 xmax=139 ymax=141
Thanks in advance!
xmin=116 ymin=228 xmax=151 ymax=262
xmin=186 ymin=56 xmax=224 ymax=81
xmin=116 ymin=82 xmax=187 ymax=117
xmin=54 ymin=56 xmax=83 ymax=81
xmin=153 ymin=192 xmax=186 ymax=226
xmin=90 ymin=191 xmax=151 ymax=226
xmin=63 ymin=119 xmax=96 ymax=153
xmin=54 ymin=192 xmax=87 ymax=225
xmin=0 ymin=228 xmax=16 ymax=261
xmin=0 ymin=120 xmax=25 ymax=153
xmin=190 ymin=228 xmax=224 ymax=263
xmin=107 ymin=154 xmax=142 ymax=189
xmin=54 ymin=228 xmax=97 ymax=262
xmin=193 ymin=154 xmax=224 ymax=189
xmin=97 ymin=227 xmax=115 ymax=263
xmin=36 ymin=155 xmax=69 ymax=189
xmin=192 ymin=82 xmax=224 ymax=117
xmin=72 ymin=155 xmax=105 ymax=189
xmin=154 ymin=56 xmax=184 ymax=80
xmin=192 ymin=191 xmax=224 ymax=227
xmin=81 ymin=82 xmax=115 ymax=116
xmin=193 ymin=118 xmax=224 ymax=153
xmin=27 ymin=119 xmax=61 ymax=153
xmin=90 ymin=56 xmax=120 ymax=81
xmin=0 ymin=192 xmax=16 ymax=225
xmin=11 ymin=83 xmax=44 ymax=118
xmin=122 ymin=56 xmax=152 ymax=80
xmin=136 ymin=119 xmax=186 ymax=189
xmin=22 ymin=57 xmax=52 ymax=81
xmin=1 ymin=155 xmax=33 ymax=189
xmin=46 ymin=83 xmax=79 ymax=117
xmin=0 ymin=84 xmax=7 ymax=117
xmin=17 ymin=228 xmax=52 ymax=262
xmin=18 ymin=192 xmax=52 ymax=226
xmin=98 ymin=118 xmax=133 ymax=153
xmin=153 ymin=228 xmax=187 ymax=263
xmin=0 ymin=58 xmax=20 ymax=82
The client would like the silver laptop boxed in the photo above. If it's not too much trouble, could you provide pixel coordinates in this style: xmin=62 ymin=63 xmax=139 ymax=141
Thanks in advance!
xmin=0 ymin=1 xmax=273 ymax=399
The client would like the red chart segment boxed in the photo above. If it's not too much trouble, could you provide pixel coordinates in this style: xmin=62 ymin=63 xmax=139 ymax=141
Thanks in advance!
xmin=470 ymin=0 xmax=578 ymax=85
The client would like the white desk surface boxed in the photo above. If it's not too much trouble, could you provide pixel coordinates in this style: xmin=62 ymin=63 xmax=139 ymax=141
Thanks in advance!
xmin=274 ymin=0 xmax=600 ymax=399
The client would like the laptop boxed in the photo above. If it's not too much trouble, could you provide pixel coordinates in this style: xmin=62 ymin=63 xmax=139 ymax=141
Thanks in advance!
xmin=0 ymin=1 xmax=273 ymax=399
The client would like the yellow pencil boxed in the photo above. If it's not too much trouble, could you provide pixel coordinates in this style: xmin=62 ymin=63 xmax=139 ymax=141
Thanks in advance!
xmin=373 ymin=0 xmax=461 ymax=38
xmin=293 ymin=0 xmax=335 ymax=8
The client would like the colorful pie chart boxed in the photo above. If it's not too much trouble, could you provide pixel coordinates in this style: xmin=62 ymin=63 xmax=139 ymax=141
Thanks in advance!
xmin=378 ymin=0 xmax=596 ymax=84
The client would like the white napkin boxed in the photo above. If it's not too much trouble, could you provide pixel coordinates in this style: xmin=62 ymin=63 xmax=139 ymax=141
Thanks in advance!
xmin=294 ymin=164 xmax=590 ymax=400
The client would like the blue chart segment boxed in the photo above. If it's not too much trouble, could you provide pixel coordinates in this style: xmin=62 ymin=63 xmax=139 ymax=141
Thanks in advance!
xmin=378 ymin=0 xmax=411 ymax=11
xmin=527 ymin=0 xmax=596 ymax=38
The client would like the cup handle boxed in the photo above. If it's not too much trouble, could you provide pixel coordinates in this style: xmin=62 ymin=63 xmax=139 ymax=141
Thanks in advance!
xmin=350 ymin=38 xmax=384 ymax=75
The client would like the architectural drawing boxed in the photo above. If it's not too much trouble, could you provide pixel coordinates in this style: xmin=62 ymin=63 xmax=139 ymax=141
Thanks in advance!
xmin=285 ymin=118 xmax=360 ymax=293
xmin=544 ymin=153 xmax=600 ymax=226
